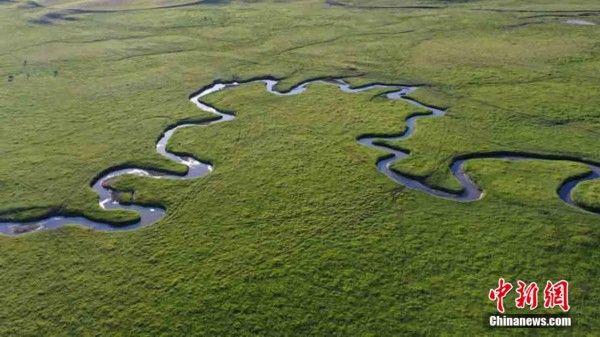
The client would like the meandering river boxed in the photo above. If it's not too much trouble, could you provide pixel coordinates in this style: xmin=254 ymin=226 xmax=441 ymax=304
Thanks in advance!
xmin=1 ymin=77 xmax=598 ymax=236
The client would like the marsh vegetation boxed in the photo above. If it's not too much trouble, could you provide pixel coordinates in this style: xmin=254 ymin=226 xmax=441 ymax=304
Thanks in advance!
xmin=1 ymin=0 xmax=599 ymax=335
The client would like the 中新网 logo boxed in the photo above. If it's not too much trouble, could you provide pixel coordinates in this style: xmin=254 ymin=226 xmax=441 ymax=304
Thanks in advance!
xmin=488 ymin=278 xmax=570 ymax=313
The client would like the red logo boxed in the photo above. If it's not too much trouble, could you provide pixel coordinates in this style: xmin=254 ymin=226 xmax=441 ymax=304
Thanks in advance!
xmin=515 ymin=280 xmax=539 ymax=310
xmin=488 ymin=278 xmax=513 ymax=313
xmin=489 ymin=279 xmax=569 ymax=313
xmin=544 ymin=280 xmax=570 ymax=312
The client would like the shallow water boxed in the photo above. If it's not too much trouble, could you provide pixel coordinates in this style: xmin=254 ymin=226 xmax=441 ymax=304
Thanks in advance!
xmin=564 ymin=19 xmax=596 ymax=26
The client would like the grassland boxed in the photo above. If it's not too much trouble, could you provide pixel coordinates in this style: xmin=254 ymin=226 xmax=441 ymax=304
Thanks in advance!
xmin=1 ymin=0 xmax=600 ymax=335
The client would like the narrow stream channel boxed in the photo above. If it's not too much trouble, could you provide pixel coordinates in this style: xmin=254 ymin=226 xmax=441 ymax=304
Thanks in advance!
xmin=1 ymin=77 xmax=598 ymax=236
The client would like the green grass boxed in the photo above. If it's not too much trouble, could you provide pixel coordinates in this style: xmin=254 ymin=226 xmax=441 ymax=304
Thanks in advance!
xmin=573 ymin=179 xmax=600 ymax=212
xmin=1 ymin=0 xmax=600 ymax=335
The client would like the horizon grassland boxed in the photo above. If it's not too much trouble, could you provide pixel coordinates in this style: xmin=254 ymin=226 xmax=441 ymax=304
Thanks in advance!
xmin=1 ymin=0 xmax=600 ymax=335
